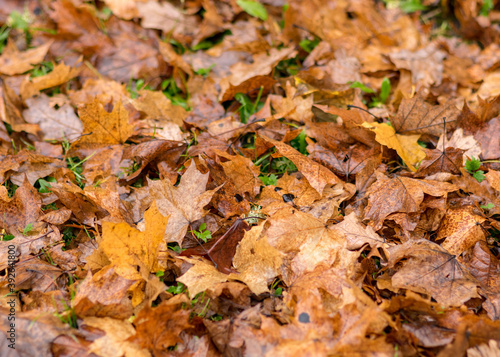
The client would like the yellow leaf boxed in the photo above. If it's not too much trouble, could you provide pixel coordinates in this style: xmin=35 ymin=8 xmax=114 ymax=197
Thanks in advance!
xmin=72 ymin=98 xmax=133 ymax=149
xmin=361 ymin=122 xmax=425 ymax=172
xmin=100 ymin=201 xmax=169 ymax=272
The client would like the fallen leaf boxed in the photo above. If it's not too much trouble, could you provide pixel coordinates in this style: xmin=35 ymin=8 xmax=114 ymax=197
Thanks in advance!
xmin=361 ymin=121 xmax=425 ymax=172
xmin=181 ymin=218 xmax=251 ymax=273
xmin=149 ymin=162 xmax=220 ymax=244
xmin=20 ymin=61 xmax=81 ymax=100
xmin=416 ymin=147 xmax=464 ymax=177
xmin=364 ymin=172 xmax=458 ymax=230
xmin=436 ymin=206 xmax=487 ymax=255
xmin=0 ymin=40 xmax=52 ymax=75
xmin=260 ymin=135 xmax=341 ymax=195
xmin=392 ymin=94 xmax=459 ymax=136
xmin=73 ymin=265 xmax=139 ymax=319
xmin=98 ymin=201 xmax=169 ymax=272
xmin=127 ymin=297 xmax=192 ymax=353
xmin=463 ymin=241 xmax=500 ymax=320
xmin=82 ymin=317 xmax=150 ymax=357
xmin=71 ymin=98 xmax=133 ymax=151
xmin=389 ymin=43 xmax=446 ymax=90
xmin=177 ymin=257 xmax=229 ymax=297
xmin=23 ymin=93 xmax=83 ymax=141
xmin=386 ymin=239 xmax=480 ymax=307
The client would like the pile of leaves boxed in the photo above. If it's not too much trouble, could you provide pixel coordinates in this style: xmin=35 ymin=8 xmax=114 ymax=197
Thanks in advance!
xmin=1 ymin=0 xmax=500 ymax=355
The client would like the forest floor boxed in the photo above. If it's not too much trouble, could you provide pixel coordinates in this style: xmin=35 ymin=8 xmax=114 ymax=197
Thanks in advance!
xmin=0 ymin=0 xmax=500 ymax=356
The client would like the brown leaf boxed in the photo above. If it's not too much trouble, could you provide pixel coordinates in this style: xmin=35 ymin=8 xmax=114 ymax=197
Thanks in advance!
xmin=219 ymin=47 xmax=297 ymax=101
xmin=386 ymin=239 xmax=479 ymax=307
xmin=416 ymin=147 xmax=464 ymax=177
xmin=81 ymin=317 xmax=150 ymax=357
xmin=260 ymin=135 xmax=341 ymax=195
xmin=177 ymin=257 xmax=228 ymax=297
xmin=71 ymin=98 xmax=133 ymax=150
xmin=205 ymin=155 xmax=250 ymax=218
xmin=149 ymin=161 xmax=220 ymax=244
xmin=214 ymin=149 xmax=261 ymax=197
xmin=98 ymin=201 xmax=169 ymax=272
xmin=20 ymin=62 xmax=81 ymax=100
xmin=0 ymin=310 xmax=70 ymax=357
xmin=181 ymin=218 xmax=251 ymax=274
xmin=73 ymin=265 xmax=138 ymax=319
xmin=127 ymin=297 xmax=192 ymax=353
xmin=392 ymin=94 xmax=459 ymax=136
xmin=436 ymin=206 xmax=487 ymax=255
xmin=23 ymin=93 xmax=83 ymax=141
xmin=229 ymin=223 xmax=284 ymax=295
xmin=0 ymin=177 xmax=42 ymax=233
xmin=389 ymin=43 xmax=446 ymax=90
xmin=0 ymin=40 xmax=52 ymax=75
xmin=364 ymin=172 xmax=458 ymax=230
xmin=463 ymin=241 xmax=500 ymax=320
xmin=132 ymin=90 xmax=187 ymax=127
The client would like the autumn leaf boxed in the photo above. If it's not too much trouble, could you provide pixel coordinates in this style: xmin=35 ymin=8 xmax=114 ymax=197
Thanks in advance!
xmin=72 ymin=98 xmax=133 ymax=150
xmin=364 ymin=172 xmax=458 ymax=230
xmin=0 ymin=40 xmax=52 ymax=75
xmin=361 ymin=121 xmax=425 ymax=172
xmin=149 ymin=162 xmax=220 ymax=244
xmin=386 ymin=239 xmax=480 ymax=307
xmin=98 ymin=201 xmax=169 ymax=272
xmin=260 ymin=135 xmax=341 ymax=195
xmin=436 ymin=206 xmax=486 ymax=255
xmin=392 ymin=94 xmax=459 ymax=136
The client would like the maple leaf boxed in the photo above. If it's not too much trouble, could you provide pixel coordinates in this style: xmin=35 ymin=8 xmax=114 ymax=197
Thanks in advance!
xmin=436 ymin=206 xmax=487 ymax=255
xmin=260 ymin=135 xmax=341 ymax=195
xmin=73 ymin=265 xmax=138 ymax=319
xmin=98 ymin=201 xmax=169 ymax=272
xmin=463 ymin=241 xmax=500 ymax=320
xmin=0 ymin=40 xmax=52 ymax=75
xmin=177 ymin=257 xmax=229 ymax=297
xmin=148 ymin=162 xmax=220 ymax=244
xmin=392 ymin=94 xmax=459 ymax=136
xmin=364 ymin=172 xmax=458 ymax=230
xmin=181 ymin=218 xmax=251 ymax=273
xmin=361 ymin=121 xmax=425 ymax=172
xmin=229 ymin=223 xmax=284 ymax=295
xmin=23 ymin=94 xmax=83 ymax=141
xmin=71 ymin=98 xmax=133 ymax=150
xmin=386 ymin=239 xmax=480 ymax=307
xmin=416 ymin=147 xmax=464 ymax=177
xmin=127 ymin=297 xmax=192 ymax=353
xmin=81 ymin=317 xmax=150 ymax=356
